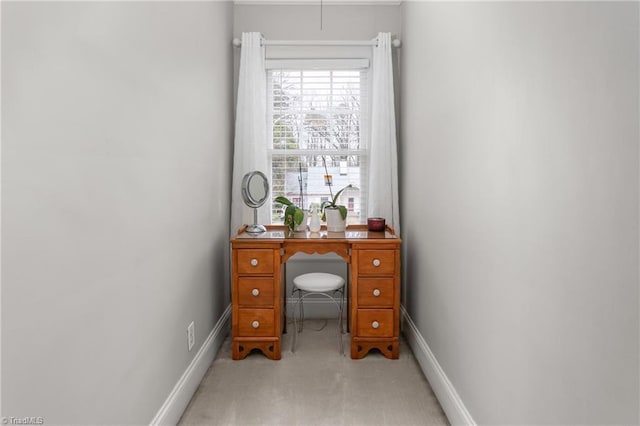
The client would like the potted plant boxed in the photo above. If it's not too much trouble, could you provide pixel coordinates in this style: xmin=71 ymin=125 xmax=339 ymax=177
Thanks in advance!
xmin=275 ymin=196 xmax=306 ymax=232
xmin=321 ymin=184 xmax=354 ymax=232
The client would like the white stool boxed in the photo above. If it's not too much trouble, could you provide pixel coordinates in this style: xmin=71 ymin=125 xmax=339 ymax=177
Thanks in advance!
xmin=291 ymin=272 xmax=345 ymax=354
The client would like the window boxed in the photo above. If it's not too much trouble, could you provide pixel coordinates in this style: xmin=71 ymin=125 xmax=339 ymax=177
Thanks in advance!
xmin=267 ymin=60 xmax=369 ymax=225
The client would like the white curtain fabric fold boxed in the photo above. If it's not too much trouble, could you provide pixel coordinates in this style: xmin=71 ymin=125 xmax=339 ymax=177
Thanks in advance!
xmin=231 ymin=32 xmax=269 ymax=235
xmin=368 ymin=32 xmax=400 ymax=235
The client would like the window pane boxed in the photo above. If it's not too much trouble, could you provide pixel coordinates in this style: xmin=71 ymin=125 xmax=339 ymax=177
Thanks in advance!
xmin=268 ymin=68 xmax=367 ymax=225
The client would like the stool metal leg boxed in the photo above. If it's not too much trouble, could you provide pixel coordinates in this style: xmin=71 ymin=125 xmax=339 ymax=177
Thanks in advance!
xmin=291 ymin=286 xmax=305 ymax=333
xmin=298 ymin=288 xmax=304 ymax=332
xmin=291 ymin=290 xmax=345 ymax=355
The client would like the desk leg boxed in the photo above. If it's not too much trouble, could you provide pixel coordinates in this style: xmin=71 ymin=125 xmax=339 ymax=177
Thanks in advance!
xmin=346 ymin=262 xmax=351 ymax=333
xmin=282 ymin=262 xmax=287 ymax=334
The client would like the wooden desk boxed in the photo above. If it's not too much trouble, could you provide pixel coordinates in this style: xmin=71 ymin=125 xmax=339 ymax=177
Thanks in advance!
xmin=230 ymin=224 xmax=401 ymax=360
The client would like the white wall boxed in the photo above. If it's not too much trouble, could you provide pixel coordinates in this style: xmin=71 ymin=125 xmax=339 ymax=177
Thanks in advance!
xmin=234 ymin=3 xmax=401 ymax=41
xmin=401 ymin=2 xmax=639 ymax=424
xmin=1 ymin=2 xmax=233 ymax=424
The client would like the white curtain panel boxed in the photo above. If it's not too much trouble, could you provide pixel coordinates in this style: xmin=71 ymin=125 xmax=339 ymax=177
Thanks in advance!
xmin=231 ymin=32 xmax=269 ymax=235
xmin=368 ymin=32 xmax=400 ymax=235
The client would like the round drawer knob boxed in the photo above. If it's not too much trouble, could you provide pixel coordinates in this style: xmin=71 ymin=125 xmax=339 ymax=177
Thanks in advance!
xmin=250 ymin=258 xmax=258 ymax=267
xmin=372 ymin=321 xmax=380 ymax=329
xmin=251 ymin=288 xmax=260 ymax=296
xmin=373 ymin=289 xmax=381 ymax=297
xmin=372 ymin=259 xmax=381 ymax=267
xmin=252 ymin=321 xmax=260 ymax=329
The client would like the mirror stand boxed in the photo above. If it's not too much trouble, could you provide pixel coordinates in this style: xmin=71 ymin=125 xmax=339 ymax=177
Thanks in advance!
xmin=241 ymin=171 xmax=270 ymax=234
xmin=246 ymin=208 xmax=267 ymax=234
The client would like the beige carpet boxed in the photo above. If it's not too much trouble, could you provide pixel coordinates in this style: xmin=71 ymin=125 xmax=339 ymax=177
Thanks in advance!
xmin=179 ymin=319 xmax=450 ymax=426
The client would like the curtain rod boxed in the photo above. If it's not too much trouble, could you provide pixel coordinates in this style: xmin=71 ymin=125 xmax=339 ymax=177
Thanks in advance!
xmin=232 ymin=38 xmax=401 ymax=48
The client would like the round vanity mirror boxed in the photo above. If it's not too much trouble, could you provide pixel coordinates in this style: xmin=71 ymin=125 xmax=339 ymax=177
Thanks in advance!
xmin=241 ymin=171 xmax=269 ymax=233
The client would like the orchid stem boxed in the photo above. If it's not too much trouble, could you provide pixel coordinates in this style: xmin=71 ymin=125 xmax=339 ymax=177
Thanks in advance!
xmin=322 ymin=156 xmax=334 ymax=200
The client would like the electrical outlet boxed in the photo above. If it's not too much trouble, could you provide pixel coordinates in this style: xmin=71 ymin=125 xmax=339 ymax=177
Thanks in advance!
xmin=187 ymin=321 xmax=195 ymax=352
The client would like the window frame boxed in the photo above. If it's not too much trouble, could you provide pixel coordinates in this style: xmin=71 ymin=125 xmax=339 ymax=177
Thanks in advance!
xmin=266 ymin=58 xmax=371 ymax=226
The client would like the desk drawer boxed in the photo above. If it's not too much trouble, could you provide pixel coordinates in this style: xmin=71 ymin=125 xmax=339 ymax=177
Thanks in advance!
xmin=358 ymin=278 xmax=394 ymax=307
xmin=237 ymin=250 xmax=274 ymax=275
xmin=358 ymin=250 xmax=395 ymax=275
xmin=238 ymin=277 xmax=274 ymax=307
xmin=356 ymin=309 xmax=394 ymax=337
xmin=238 ymin=308 xmax=275 ymax=337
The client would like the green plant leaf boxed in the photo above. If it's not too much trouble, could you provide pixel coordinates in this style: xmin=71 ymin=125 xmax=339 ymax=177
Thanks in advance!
xmin=293 ymin=208 xmax=305 ymax=225
xmin=332 ymin=184 xmax=353 ymax=206
xmin=283 ymin=205 xmax=304 ymax=230
xmin=320 ymin=184 xmax=356 ymax=221
xmin=275 ymin=196 xmax=293 ymax=207
xmin=338 ymin=205 xmax=348 ymax=220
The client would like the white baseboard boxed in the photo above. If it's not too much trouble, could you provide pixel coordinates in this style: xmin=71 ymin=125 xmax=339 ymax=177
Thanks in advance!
xmin=150 ymin=305 xmax=231 ymax=426
xmin=401 ymin=306 xmax=476 ymax=426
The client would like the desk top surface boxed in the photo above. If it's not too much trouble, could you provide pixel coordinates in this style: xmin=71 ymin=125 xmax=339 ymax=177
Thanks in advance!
xmin=231 ymin=224 xmax=400 ymax=242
